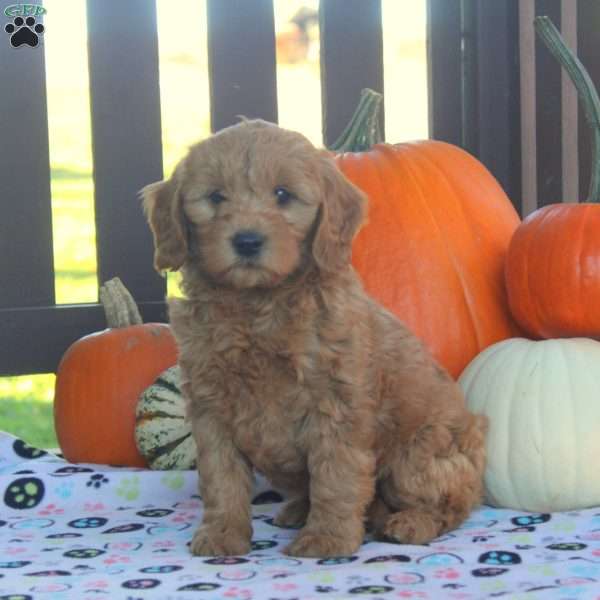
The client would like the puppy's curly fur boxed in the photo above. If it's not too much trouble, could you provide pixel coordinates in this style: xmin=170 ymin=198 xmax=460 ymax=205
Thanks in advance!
xmin=143 ymin=120 xmax=487 ymax=558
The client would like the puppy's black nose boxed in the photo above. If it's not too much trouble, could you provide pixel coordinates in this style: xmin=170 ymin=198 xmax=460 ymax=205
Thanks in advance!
xmin=232 ymin=230 xmax=265 ymax=258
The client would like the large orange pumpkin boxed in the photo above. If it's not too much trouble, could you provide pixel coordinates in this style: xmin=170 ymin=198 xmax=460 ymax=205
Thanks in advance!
xmin=333 ymin=90 xmax=522 ymax=378
xmin=505 ymin=17 xmax=600 ymax=339
xmin=54 ymin=278 xmax=178 ymax=466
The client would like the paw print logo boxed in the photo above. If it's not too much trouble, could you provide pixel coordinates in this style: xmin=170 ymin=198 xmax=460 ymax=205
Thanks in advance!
xmin=5 ymin=16 xmax=44 ymax=48
xmin=86 ymin=474 xmax=109 ymax=489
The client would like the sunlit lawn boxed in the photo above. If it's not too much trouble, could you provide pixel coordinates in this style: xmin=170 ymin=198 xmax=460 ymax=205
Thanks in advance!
xmin=1 ymin=0 xmax=428 ymax=451
xmin=0 ymin=375 xmax=57 ymax=448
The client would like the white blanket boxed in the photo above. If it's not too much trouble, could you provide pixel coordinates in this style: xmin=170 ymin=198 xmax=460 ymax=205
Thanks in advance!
xmin=1 ymin=431 xmax=599 ymax=599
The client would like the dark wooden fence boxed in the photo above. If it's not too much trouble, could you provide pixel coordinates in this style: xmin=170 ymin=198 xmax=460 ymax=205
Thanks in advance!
xmin=1 ymin=0 xmax=598 ymax=376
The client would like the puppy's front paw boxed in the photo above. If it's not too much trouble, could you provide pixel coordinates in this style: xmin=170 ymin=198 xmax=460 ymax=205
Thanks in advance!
xmin=190 ymin=525 xmax=251 ymax=556
xmin=284 ymin=532 xmax=360 ymax=558
xmin=273 ymin=497 xmax=309 ymax=529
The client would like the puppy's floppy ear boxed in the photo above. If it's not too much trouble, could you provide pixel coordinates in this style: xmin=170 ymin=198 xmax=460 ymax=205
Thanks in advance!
xmin=141 ymin=177 xmax=187 ymax=272
xmin=312 ymin=154 xmax=368 ymax=272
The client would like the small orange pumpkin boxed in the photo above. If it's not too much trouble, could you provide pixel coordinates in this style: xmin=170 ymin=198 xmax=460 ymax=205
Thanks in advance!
xmin=332 ymin=90 xmax=522 ymax=378
xmin=505 ymin=17 xmax=600 ymax=339
xmin=506 ymin=204 xmax=600 ymax=338
xmin=54 ymin=278 xmax=178 ymax=466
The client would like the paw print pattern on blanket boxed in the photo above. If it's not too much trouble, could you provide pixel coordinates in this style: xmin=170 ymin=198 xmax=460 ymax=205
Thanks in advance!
xmin=115 ymin=475 xmax=140 ymax=500
xmin=472 ymin=567 xmax=509 ymax=577
xmin=136 ymin=508 xmax=174 ymax=518
xmin=348 ymin=585 xmax=394 ymax=594
xmin=547 ymin=542 xmax=587 ymax=551
xmin=479 ymin=550 xmax=522 ymax=565
xmin=161 ymin=472 xmax=185 ymax=491
xmin=512 ymin=513 xmax=551 ymax=527
xmin=3 ymin=476 xmax=45 ymax=509
xmin=121 ymin=577 xmax=161 ymax=589
xmin=86 ymin=473 xmax=109 ymax=489
xmin=67 ymin=516 xmax=108 ymax=529
xmin=53 ymin=480 xmax=74 ymax=499
xmin=63 ymin=548 xmax=105 ymax=559
xmin=12 ymin=439 xmax=47 ymax=460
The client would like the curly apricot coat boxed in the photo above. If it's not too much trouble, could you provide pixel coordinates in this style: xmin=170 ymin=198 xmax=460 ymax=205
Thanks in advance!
xmin=143 ymin=120 xmax=487 ymax=558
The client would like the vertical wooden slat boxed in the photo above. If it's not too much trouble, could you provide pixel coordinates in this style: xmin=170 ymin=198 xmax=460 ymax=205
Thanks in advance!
xmin=320 ymin=0 xmax=384 ymax=147
xmin=427 ymin=0 xmax=462 ymax=146
xmin=519 ymin=0 xmax=538 ymax=216
xmin=472 ymin=0 xmax=522 ymax=211
xmin=576 ymin=0 xmax=600 ymax=205
xmin=535 ymin=0 xmax=562 ymax=207
xmin=560 ymin=1 xmax=578 ymax=204
xmin=429 ymin=1 xmax=521 ymax=211
xmin=0 ymin=0 xmax=54 ymax=309
xmin=207 ymin=0 xmax=277 ymax=132
xmin=87 ymin=0 xmax=165 ymax=302
xmin=460 ymin=0 xmax=479 ymax=155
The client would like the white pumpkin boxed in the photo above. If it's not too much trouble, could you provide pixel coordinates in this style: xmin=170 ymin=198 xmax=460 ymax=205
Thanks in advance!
xmin=459 ymin=337 xmax=600 ymax=512
xmin=135 ymin=366 xmax=196 ymax=470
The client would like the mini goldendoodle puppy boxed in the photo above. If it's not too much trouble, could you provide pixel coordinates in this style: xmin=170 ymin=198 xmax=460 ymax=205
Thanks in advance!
xmin=143 ymin=119 xmax=487 ymax=558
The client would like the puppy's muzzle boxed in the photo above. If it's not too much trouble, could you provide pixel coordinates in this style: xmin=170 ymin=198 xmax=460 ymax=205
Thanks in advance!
xmin=232 ymin=230 xmax=265 ymax=259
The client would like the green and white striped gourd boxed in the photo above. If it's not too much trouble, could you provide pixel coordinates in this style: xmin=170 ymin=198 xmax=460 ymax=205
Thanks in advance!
xmin=135 ymin=365 xmax=196 ymax=470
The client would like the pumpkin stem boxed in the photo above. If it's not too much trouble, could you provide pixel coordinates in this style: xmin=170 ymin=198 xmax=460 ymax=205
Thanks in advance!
xmin=535 ymin=16 xmax=600 ymax=204
xmin=328 ymin=88 xmax=384 ymax=152
xmin=99 ymin=277 xmax=143 ymax=328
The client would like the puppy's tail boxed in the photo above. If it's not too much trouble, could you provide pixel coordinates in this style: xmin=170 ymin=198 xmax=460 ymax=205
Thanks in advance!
xmin=457 ymin=413 xmax=488 ymax=477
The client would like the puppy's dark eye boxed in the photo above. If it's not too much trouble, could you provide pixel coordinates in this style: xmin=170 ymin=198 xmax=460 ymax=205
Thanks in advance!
xmin=208 ymin=191 xmax=226 ymax=206
xmin=275 ymin=187 xmax=294 ymax=207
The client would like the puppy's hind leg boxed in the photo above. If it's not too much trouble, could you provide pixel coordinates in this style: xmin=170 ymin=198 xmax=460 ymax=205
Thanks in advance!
xmin=269 ymin=472 xmax=310 ymax=530
xmin=274 ymin=496 xmax=310 ymax=529
xmin=375 ymin=415 xmax=487 ymax=545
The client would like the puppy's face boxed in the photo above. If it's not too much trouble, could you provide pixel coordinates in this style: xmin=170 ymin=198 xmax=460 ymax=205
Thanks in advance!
xmin=143 ymin=120 xmax=366 ymax=289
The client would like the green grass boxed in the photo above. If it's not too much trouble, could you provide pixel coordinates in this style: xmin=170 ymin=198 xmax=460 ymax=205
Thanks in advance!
xmin=52 ymin=172 xmax=98 ymax=304
xmin=0 ymin=375 xmax=57 ymax=449
xmin=0 ymin=398 xmax=57 ymax=449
